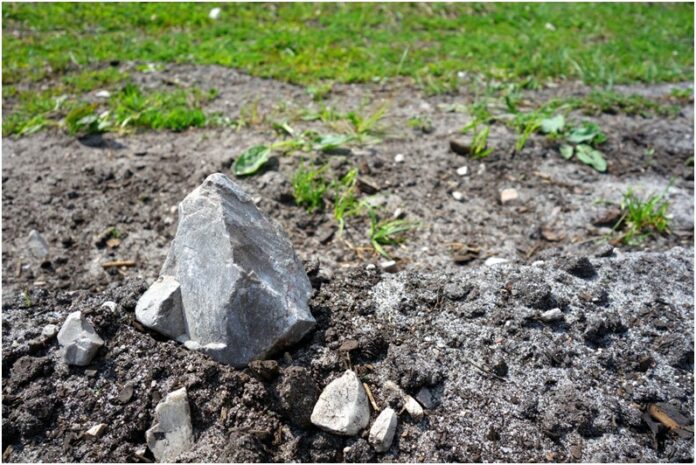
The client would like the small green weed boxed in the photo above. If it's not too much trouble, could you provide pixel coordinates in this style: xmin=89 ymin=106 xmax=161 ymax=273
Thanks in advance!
xmin=307 ymin=82 xmax=334 ymax=101
xmin=614 ymin=188 xmax=670 ymax=245
xmin=65 ymin=103 xmax=109 ymax=135
xmin=565 ymin=121 xmax=607 ymax=146
xmin=22 ymin=290 xmax=32 ymax=307
xmin=554 ymin=121 xmax=608 ymax=172
xmin=367 ymin=207 xmax=418 ymax=258
xmin=347 ymin=104 xmax=388 ymax=138
xmin=462 ymin=100 xmax=493 ymax=133
xmin=407 ymin=115 xmax=434 ymax=134
xmin=332 ymin=168 xmax=361 ymax=234
xmin=471 ymin=125 xmax=493 ymax=159
xmin=292 ymin=163 xmax=329 ymax=213
xmin=234 ymin=145 xmax=271 ymax=176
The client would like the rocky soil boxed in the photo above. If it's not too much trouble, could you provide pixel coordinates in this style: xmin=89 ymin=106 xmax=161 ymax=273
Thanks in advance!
xmin=2 ymin=64 xmax=694 ymax=462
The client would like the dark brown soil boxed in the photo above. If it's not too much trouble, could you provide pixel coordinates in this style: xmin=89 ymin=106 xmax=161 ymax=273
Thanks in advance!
xmin=2 ymin=64 xmax=694 ymax=462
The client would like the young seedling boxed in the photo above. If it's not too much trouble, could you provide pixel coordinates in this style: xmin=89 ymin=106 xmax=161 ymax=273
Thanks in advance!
xmin=471 ymin=125 xmax=493 ymax=159
xmin=233 ymin=145 xmax=272 ymax=176
xmin=613 ymin=187 xmax=670 ymax=245
xmin=347 ymin=103 xmax=389 ymax=142
xmin=556 ymin=121 xmax=608 ymax=172
xmin=292 ymin=163 xmax=329 ymax=213
xmin=366 ymin=206 xmax=418 ymax=258
xmin=462 ymin=100 xmax=493 ymax=134
xmin=332 ymin=168 xmax=361 ymax=234
xmin=407 ymin=116 xmax=434 ymax=134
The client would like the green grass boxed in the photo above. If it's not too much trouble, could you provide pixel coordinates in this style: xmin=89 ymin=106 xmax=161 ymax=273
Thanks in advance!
xmin=332 ymin=168 xmax=361 ymax=234
xmin=3 ymin=80 xmax=219 ymax=136
xmin=3 ymin=3 xmax=692 ymax=87
xmin=562 ymin=90 xmax=681 ymax=117
xmin=291 ymin=163 xmax=328 ymax=213
xmin=367 ymin=208 xmax=418 ymax=258
xmin=615 ymin=188 xmax=671 ymax=245
xmin=2 ymin=3 xmax=693 ymax=137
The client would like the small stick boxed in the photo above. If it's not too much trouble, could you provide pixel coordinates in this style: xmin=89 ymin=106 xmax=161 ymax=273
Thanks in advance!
xmin=101 ymin=259 xmax=136 ymax=269
xmin=465 ymin=359 xmax=507 ymax=382
xmin=363 ymin=382 xmax=380 ymax=412
xmin=15 ymin=261 xmax=21 ymax=277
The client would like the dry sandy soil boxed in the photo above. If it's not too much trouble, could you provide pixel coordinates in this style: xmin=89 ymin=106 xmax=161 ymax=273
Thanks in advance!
xmin=2 ymin=64 xmax=694 ymax=462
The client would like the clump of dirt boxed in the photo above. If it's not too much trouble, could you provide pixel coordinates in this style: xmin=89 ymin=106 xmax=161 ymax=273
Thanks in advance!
xmin=1 ymin=65 xmax=693 ymax=462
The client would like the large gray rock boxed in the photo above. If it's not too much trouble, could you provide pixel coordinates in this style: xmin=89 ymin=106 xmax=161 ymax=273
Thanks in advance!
xmin=57 ymin=311 xmax=104 ymax=366
xmin=311 ymin=370 xmax=370 ymax=436
xmin=146 ymin=387 xmax=194 ymax=462
xmin=138 ymin=173 xmax=315 ymax=367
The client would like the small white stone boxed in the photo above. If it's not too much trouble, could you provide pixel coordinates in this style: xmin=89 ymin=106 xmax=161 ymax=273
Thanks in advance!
xmin=380 ymin=260 xmax=397 ymax=272
xmin=208 ymin=7 xmax=221 ymax=19
xmin=369 ymin=407 xmax=397 ymax=452
xmin=101 ymin=301 xmax=117 ymax=312
xmin=394 ymin=153 xmax=405 ymax=163
xmin=540 ymin=308 xmax=564 ymax=323
xmin=366 ymin=264 xmax=376 ymax=271
xmin=531 ymin=260 xmax=545 ymax=267
xmin=484 ymin=257 xmax=509 ymax=267
xmin=41 ymin=324 xmax=59 ymax=339
xmin=95 ymin=90 xmax=111 ymax=99
xmin=146 ymin=387 xmax=194 ymax=462
xmin=27 ymin=230 xmax=49 ymax=259
xmin=452 ymin=191 xmax=464 ymax=201
xmin=311 ymin=370 xmax=370 ymax=436
xmin=403 ymin=395 xmax=424 ymax=421
xmin=86 ymin=423 xmax=107 ymax=438
xmin=456 ymin=166 xmax=469 ymax=176
xmin=499 ymin=188 xmax=519 ymax=204
xmin=477 ymin=163 xmax=486 ymax=175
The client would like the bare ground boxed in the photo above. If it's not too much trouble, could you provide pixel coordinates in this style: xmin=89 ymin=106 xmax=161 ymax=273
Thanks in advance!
xmin=2 ymin=64 xmax=694 ymax=462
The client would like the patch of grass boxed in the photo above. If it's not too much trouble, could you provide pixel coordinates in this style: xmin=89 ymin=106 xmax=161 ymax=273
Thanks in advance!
xmin=292 ymin=163 xmax=329 ymax=213
xmin=4 ymin=3 xmax=691 ymax=88
xmin=3 ymin=82 xmax=217 ymax=136
xmin=367 ymin=207 xmax=418 ymax=258
xmin=62 ymin=67 xmax=129 ymax=93
xmin=110 ymin=83 xmax=209 ymax=131
xmin=670 ymin=87 xmax=694 ymax=102
xmin=563 ymin=90 xmax=679 ymax=117
xmin=614 ymin=188 xmax=670 ymax=245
